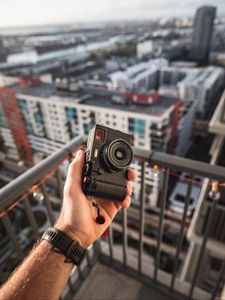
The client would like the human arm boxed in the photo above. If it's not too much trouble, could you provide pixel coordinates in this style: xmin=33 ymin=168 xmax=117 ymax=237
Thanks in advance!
xmin=0 ymin=149 xmax=137 ymax=300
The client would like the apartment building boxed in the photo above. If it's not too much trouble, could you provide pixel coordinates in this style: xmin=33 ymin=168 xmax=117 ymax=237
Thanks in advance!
xmin=3 ymin=60 xmax=218 ymax=208
xmin=1 ymin=62 xmax=223 ymax=207
xmin=0 ymin=75 xmax=182 ymax=207
xmin=108 ymin=61 xmax=224 ymax=119
xmin=159 ymin=67 xmax=187 ymax=86
xmin=178 ymin=67 xmax=225 ymax=117
xmin=108 ymin=58 xmax=168 ymax=92
xmin=0 ymin=102 xmax=17 ymax=158
xmin=180 ymin=92 xmax=225 ymax=292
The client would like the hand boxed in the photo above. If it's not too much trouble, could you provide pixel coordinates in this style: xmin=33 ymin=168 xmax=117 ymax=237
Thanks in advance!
xmin=55 ymin=149 xmax=137 ymax=248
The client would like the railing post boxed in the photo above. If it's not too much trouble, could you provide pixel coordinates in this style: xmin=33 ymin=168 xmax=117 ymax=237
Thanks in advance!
xmin=77 ymin=265 xmax=84 ymax=280
xmin=55 ymin=169 xmax=64 ymax=200
xmin=154 ymin=169 xmax=169 ymax=281
xmin=2 ymin=214 xmax=25 ymax=260
xmin=138 ymin=160 xmax=146 ymax=274
xmin=170 ymin=179 xmax=193 ymax=290
xmin=23 ymin=198 xmax=40 ymax=238
xmin=122 ymin=208 xmax=128 ymax=268
xmin=189 ymin=196 xmax=219 ymax=299
xmin=210 ymin=258 xmax=225 ymax=300
xmin=108 ymin=225 xmax=114 ymax=260
xmin=40 ymin=183 xmax=56 ymax=226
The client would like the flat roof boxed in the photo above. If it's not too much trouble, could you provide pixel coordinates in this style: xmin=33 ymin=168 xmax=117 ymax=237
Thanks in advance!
xmin=9 ymin=82 xmax=56 ymax=98
xmin=7 ymin=82 xmax=177 ymax=116
xmin=80 ymin=95 xmax=177 ymax=116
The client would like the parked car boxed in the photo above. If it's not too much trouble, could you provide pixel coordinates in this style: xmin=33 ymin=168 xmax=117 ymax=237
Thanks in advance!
xmin=169 ymin=173 xmax=202 ymax=216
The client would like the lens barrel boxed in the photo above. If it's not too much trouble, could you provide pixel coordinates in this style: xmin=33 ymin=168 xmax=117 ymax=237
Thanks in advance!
xmin=103 ymin=139 xmax=133 ymax=172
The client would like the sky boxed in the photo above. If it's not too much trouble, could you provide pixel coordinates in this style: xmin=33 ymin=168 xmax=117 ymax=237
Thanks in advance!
xmin=0 ymin=0 xmax=224 ymax=28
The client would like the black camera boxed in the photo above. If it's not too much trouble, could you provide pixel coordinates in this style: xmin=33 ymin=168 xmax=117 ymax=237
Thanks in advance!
xmin=82 ymin=124 xmax=133 ymax=201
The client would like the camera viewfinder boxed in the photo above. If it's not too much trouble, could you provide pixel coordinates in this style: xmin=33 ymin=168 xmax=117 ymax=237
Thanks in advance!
xmin=95 ymin=128 xmax=105 ymax=142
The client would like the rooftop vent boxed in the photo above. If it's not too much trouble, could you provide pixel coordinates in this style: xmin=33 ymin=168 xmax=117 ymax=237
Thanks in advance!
xmin=19 ymin=76 xmax=41 ymax=88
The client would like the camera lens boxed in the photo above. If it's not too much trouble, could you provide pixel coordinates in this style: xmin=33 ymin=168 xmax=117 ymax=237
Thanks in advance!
xmin=115 ymin=149 xmax=125 ymax=160
xmin=103 ymin=139 xmax=133 ymax=172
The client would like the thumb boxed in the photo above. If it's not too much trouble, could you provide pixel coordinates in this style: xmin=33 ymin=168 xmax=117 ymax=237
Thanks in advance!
xmin=68 ymin=149 xmax=85 ymax=190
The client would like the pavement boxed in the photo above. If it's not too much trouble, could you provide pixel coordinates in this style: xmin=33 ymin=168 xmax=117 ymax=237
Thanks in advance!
xmin=74 ymin=263 xmax=171 ymax=300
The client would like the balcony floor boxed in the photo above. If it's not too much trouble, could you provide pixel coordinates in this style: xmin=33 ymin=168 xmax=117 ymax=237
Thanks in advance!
xmin=74 ymin=263 xmax=172 ymax=300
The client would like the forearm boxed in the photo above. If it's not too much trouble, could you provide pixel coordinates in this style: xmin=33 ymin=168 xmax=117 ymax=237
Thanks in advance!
xmin=0 ymin=240 xmax=74 ymax=300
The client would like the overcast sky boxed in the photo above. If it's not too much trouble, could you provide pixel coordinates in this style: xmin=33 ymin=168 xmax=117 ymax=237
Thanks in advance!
xmin=0 ymin=0 xmax=224 ymax=28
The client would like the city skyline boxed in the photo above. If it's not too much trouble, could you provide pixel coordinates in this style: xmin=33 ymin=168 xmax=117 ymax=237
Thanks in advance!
xmin=0 ymin=0 xmax=225 ymax=297
xmin=0 ymin=0 xmax=224 ymax=29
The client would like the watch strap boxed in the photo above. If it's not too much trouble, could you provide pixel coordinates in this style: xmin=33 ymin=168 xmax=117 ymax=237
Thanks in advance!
xmin=42 ymin=227 xmax=87 ymax=266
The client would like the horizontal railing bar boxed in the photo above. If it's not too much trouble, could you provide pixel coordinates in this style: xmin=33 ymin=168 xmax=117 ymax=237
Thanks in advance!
xmin=0 ymin=136 xmax=85 ymax=211
xmin=133 ymin=147 xmax=225 ymax=182
xmin=1 ymin=141 xmax=225 ymax=212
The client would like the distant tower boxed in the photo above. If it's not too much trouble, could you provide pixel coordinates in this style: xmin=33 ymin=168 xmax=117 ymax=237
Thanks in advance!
xmin=191 ymin=6 xmax=216 ymax=65
xmin=0 ymin=36 xmax=7 ymax=63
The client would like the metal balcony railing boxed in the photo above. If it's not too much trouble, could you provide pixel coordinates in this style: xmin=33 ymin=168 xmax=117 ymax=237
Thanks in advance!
xmin=0 ymin=135 xmax=225 ymax=300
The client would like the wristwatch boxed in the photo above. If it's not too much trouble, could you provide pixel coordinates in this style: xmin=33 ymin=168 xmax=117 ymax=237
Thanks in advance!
xmin=41 ymin=227 xmax=87 ymax=266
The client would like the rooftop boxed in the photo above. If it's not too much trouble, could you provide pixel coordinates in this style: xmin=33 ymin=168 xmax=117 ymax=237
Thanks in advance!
xmin=180 ymin=66 xmax=224 ymax=86
xmin=7 ymin=80 xmax=177 ymax=117
xmin=9 ymin=82 xmax=56 ymax=98
xmin=80 ymin=95 xmax=177 ymax=116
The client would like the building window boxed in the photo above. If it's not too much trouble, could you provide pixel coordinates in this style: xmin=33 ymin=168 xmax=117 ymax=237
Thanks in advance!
xmin=65 ymin=107 xmax=77 ymax=121
xmin=34 ymin=112 xmax=43 ymax=124
xmin=83 ymin=123 xmax=93 ymax=135
xmin=128 ymin=117 xmax=146 ymax=138
xmin=26 ymin=124 xmax=33 ymax=134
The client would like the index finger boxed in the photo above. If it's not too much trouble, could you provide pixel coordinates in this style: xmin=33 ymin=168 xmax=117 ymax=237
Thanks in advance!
xmin=127 ymin=168 xmax=137 ymax=181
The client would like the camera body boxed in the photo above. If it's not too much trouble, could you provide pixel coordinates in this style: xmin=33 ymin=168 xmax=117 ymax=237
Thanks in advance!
xmin=82 ymin=124 xmax=133 ymax=202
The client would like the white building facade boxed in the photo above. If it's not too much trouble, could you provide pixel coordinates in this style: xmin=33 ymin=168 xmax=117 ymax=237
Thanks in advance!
xmin=0 ymin=83 xmax=178 ymax=208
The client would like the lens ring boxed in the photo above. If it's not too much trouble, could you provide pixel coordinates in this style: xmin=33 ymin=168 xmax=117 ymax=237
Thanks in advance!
xmin=103 ymin=139 xmax=133 ymax=171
